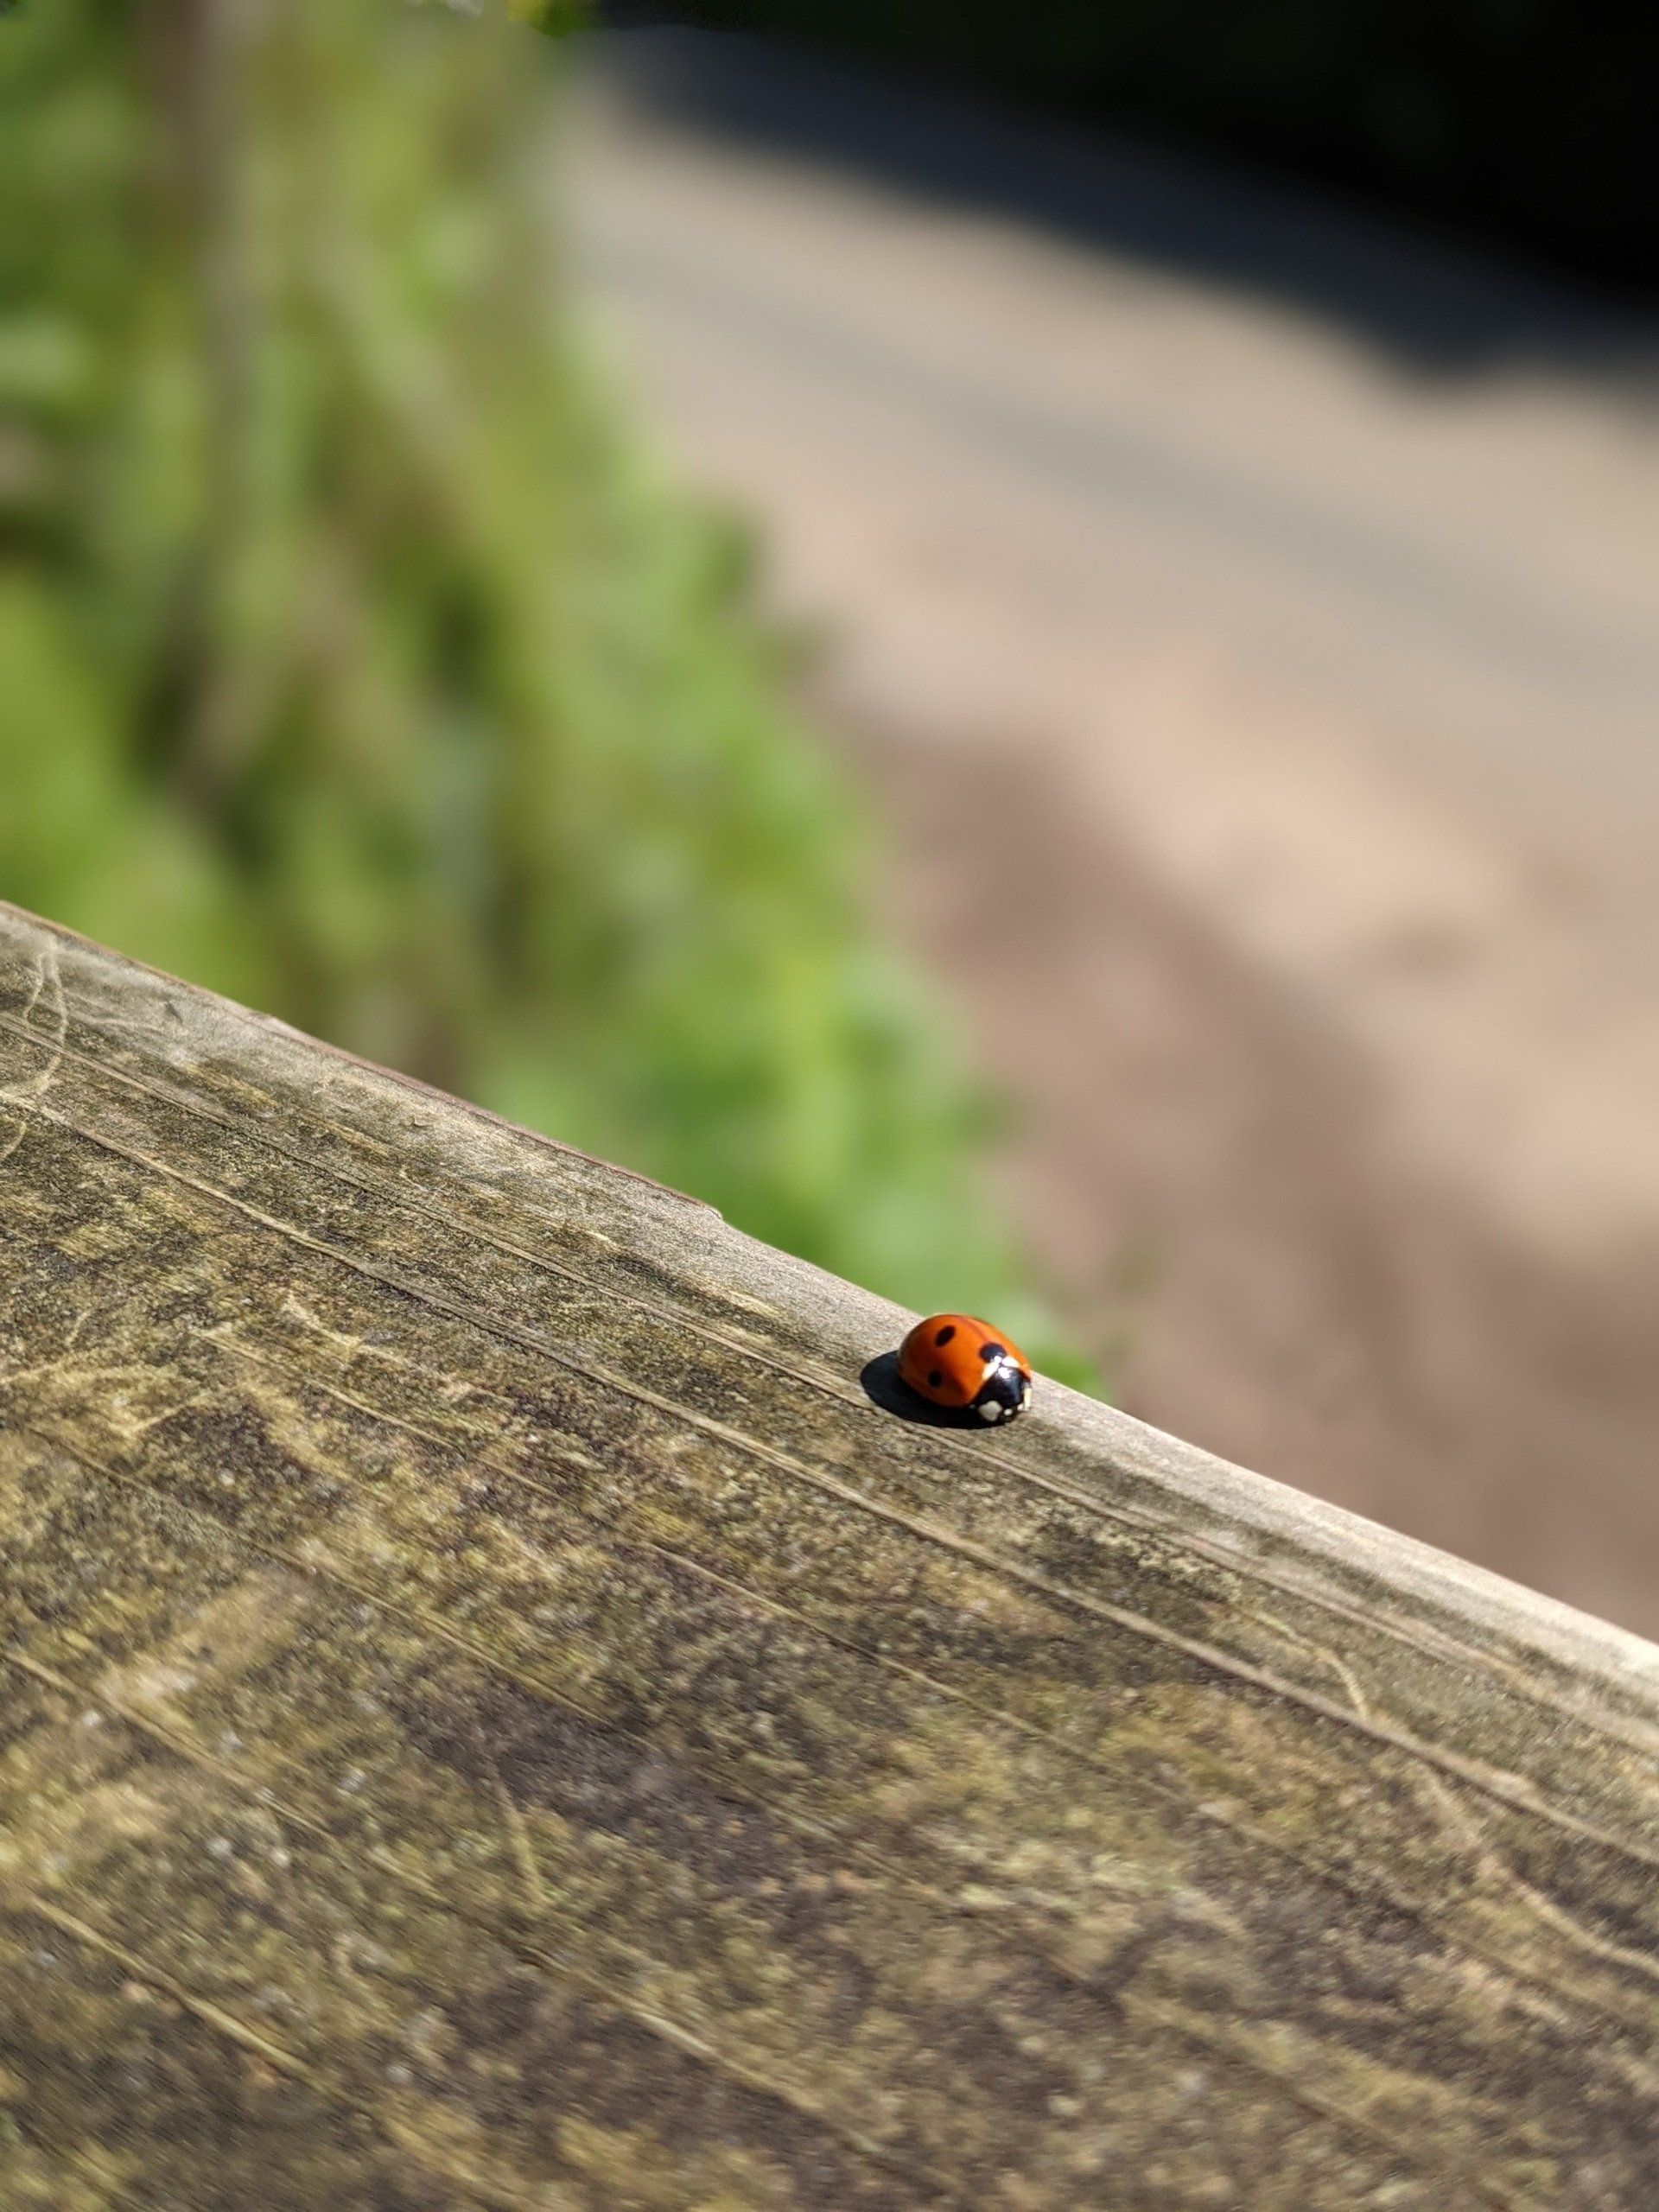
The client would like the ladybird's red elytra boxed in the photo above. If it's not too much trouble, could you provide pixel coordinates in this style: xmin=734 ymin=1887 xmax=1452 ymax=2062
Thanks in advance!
xmin=897 ymin=1313 xmax=1033 ymax=1424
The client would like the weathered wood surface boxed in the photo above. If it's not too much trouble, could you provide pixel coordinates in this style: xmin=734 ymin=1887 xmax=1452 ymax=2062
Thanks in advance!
xmin=3 ymin=901 xmax=1659 ymax=2211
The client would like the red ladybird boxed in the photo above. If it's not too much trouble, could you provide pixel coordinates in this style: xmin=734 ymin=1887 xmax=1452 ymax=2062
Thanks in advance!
xmin=898 ymin=1313 xmax=1033 ymax=1424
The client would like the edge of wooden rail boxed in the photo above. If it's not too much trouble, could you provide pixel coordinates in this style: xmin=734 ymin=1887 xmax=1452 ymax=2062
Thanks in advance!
xmin=3 ymin=898 xmax=1657 ymax=2210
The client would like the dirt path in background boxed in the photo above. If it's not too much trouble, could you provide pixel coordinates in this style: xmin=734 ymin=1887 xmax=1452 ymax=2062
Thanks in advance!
xmin=571 ymin=29 xmax=1659 ymax=1633
xmin=855 ymin=727 xmax=1659 ymax=1636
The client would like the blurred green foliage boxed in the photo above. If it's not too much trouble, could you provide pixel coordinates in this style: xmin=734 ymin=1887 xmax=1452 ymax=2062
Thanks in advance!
xmin=676 ymin=0 xmax=1657 ymax=286
xmin=0 ymin=0 xmax=1086 ymax=1379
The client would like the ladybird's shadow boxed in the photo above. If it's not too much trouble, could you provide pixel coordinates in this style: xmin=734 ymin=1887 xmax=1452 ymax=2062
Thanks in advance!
xmin=860 ymin=1351 xmax=984 ymax=1429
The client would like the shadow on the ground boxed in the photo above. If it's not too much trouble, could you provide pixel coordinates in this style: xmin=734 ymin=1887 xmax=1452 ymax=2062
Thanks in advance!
xmin=596 ymin=19 xmax=1658 ymax=382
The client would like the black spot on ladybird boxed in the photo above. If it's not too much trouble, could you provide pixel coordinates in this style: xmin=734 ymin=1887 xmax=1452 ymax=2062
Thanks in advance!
xmin=981 ymin=1343 xmax=1005 ymax=1362
xmin=934 ymin=1324 xmax=957 ymax=1346
xmin=928 ymin=1370 xmax=944 ymax=1389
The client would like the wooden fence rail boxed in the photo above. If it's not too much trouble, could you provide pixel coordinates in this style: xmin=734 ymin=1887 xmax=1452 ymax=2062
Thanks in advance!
xmin=2 ymin=899 xmax=1657 ymax=2209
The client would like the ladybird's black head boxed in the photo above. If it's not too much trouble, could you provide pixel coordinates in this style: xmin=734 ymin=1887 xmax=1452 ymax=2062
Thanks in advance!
xmin=972 ymin=1360 xmax=1029 ymax=1425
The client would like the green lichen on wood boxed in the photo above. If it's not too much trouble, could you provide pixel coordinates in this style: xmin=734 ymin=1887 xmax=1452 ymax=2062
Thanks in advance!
xmin=3 ymin=903 xmax=1659 ymax=2209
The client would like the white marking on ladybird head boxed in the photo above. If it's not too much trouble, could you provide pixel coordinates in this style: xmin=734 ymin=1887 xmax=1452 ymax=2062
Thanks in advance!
xmin=978 ymin=1401 xmax=1004 ymax=1422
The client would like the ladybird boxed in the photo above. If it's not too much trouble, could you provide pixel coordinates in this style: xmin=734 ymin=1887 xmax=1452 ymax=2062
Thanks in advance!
xmin=898 ymin=1313 xmax=1033 ymax=1425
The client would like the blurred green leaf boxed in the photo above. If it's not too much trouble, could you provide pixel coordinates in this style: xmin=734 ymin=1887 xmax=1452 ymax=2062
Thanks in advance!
xmin=0 ymin=0 xmax=1091 ymax=1388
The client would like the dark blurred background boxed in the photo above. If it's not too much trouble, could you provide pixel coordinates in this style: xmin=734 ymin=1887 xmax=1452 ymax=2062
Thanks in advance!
xmin=667 ymin=0 xmax=1659 ymax=289
xmin=4 ymin=1 xmax=1657 ymax=1626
